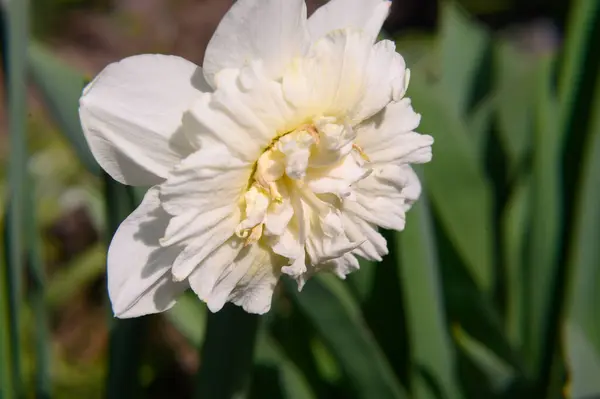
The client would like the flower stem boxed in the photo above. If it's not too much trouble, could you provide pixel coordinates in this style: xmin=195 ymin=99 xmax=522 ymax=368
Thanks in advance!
xmin=195 ymin=304 xmax=260 ymax=399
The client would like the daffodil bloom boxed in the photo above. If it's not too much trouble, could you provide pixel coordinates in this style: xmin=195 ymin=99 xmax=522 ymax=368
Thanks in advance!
xmin=79 ymin=0 xmax=433 ymax=317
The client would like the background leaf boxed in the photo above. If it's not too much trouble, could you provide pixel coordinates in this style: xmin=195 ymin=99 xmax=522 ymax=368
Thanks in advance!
xmin=284 ymin=276 xmax=407 ymax=399
xmin=398 ymin=196 xmax=461 ymax=399
xmin=28 ymin=43 xmax=100 ymax=175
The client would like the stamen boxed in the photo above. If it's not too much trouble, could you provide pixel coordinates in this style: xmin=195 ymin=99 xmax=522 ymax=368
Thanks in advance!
xmin=245 ymin=224 xmax=263 ymax=246
xmin=352 ymin=143 xmax=370 ymax=162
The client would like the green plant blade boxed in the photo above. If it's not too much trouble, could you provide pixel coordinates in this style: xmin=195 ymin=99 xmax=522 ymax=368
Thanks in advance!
xmin=28 ymin=43 xmax=100 ymax=175
xmin=439 ymin=2 xmax=491 ymax=117
xmin=25 ymin=176 xmax=51 ymax=399
xmin=502 ymin=179 xmax=531 ymax=350
xmin=398 ymin=197 xmax=460 ymax=399
xmin=410 ymin=78 xmax=494 ymax=293
xmin=46 ymin=244 xmax=105 ymax=309
xmin=565 ymin=72 xmax=600 ymax=399
xmin=164 ymin=291 xmax=207 ymax=348
xmin=454 ymin=326 xmax=515 ymax=394
xmin=195 ymin=304 xmax=259 ymax=399
xmin=251 ymin=332 xmax=317 ymax=399
xmin=104 ymin=177 xmax=147 ymax=399
xmin=3 ymin=0 xmax=30 ymax=396
xmin=360 ymin=230 xmax=410 ymax=385
xmin=494 ymin=41 xmax=536 ymax=175
xmin=284 ymin=275 xmax=406 ymax=399
xmin=524 ymin=55 xmax=562 ymax=377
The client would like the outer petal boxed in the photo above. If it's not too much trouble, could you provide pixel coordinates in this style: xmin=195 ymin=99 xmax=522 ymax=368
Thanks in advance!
xmin=189 ymin=243 xmax=281 ymax=314
xmin=349 ymin=40 xmax=408 ymax=123
xmin=355 ymin=99 xmax=433 ymax=165
xmin=342 ymin=213 xmax=388 ymax=261
xmin=80 ymin=55 xmax=210 ymax=185
xmin=308 ymin=0 xmax=391 ymax=42
xmin=203 ymin=0 xmax=310 ymax=86
xmin=162 ymin=206 xmax=241 ymax=282
xmin=159 ymin=145 xmax=252 ymax=216
xmin=345 ymin=163 xmax=422 ymax=232
xmin=107 ymin=187 xmax=187 ymax=318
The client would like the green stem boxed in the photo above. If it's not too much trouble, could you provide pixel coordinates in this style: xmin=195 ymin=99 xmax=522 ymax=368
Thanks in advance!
xmin=103 ymin=175 xmax=147 ymax=399
xmin=195 ymin=304 xmax=260 ymax=399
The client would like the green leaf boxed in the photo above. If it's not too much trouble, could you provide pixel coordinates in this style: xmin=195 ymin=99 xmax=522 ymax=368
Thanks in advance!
xmin=252 ymin=332 xmax=317 ymax=399
xmin=524 ymin=56 xmax=562 ymax=374
xmin=24 ymin=176 xmax=51 ymax=399
xmin=3 ymin=0 xmax=30 ymax=396
xmin=284 ymin=275 xmax=406 ymax=399
xmin=360 ymin=230 xmax=410 ymax=385
xmin=103 ymin=176 xmax=147 ymax=399
xmin=454 ymin=326 xmax=515 ymax=394
xmin=494 ymin=41 xmax=536 ymax=174
xmin=565 ymin=323 xmax=600 ymax=399
xmin=195 ymin=304 xmax=259 ymax=399
xmin=468 ymin=94 xmax=495 ymax=160
xmin=398 ymin=197 xmax=461 ymax=399
xmin=46 ymin=244 xmax=105 ymax=309
xmin=565 ymin=70 xmax=600 ymax=399
xmin=439 ymin=1 xmax=491 ymax=116
xmin=164 ymin=291 xmax=207 ymax=348
xmin=502 ymin=179 xmax=531 ymax=350
xmin=410 ymin=77 xmax=494 ymax=293
xmin=28 ymin=42 xmax=100 ymax=175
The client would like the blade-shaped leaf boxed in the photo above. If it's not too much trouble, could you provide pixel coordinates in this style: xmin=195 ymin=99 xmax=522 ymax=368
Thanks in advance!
xmin=410 ymin=77 xmax=494 ymax=293
xmin=251 ymin=333 xmax=317 ymax=399
xmin=28 ymin=43 xmax=100 ymax=175
xmin=283 ymin=276 xmax=406 ymax=399
xmin=494 ymin=41 xmax=536 ymax=174
xmin=398 ymin=196 xmax=461 ymax=399
xmin=439 ymin=2 xmax=491 ymax=116
xmin=502 ymin=179 xmax=531 ymax=350
xmin=25 ymin=176 xmax=51 ymax=399
xmin=3 ymin=0 xmax=29 ymax=395
xmin=195 ymin=304 xmax=259 ymax=399
xmin=524 ymin=56 xmax=562 ymax=375
xmin=104 ymin=176 xmax=147 ymax=399
xmin=565 ymin=69 xmax=600 ymax=399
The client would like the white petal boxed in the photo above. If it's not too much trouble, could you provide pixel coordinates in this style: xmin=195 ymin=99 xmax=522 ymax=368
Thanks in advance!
xmin=306 ymin=154 xmax=369 ymax=198
xmin=161 ymin=205 xmax=232 ymax=246
xmin=185 ymin=65 xmax=297 ymax=162
xmin=283 ymin=29 xmax=373 ymax=117
xmin=187 ymin=238 xmax=244 ymax=301
xmin=107 ymin=187 xmax=187 ymax=318
xmin=345 ymin=163 xmax=422 ymax=232
xmin=264 ymin=192 xmax=295 ymax=236
xmin=79 ymin=55 xmax=210 ymax=185
xmin=203 ymin=0 xmax=309 ymax=86
xmin=400 ymin=165 xmax=423 ymax=211
xmin=320 ymin=253 xmax=360 ymax=279
xmin=341 ymin=213 xmax=388 ymax=261
xmin=229 ymin=248 xmax=282 ymax=314
xmin=355 ymin=99 xmax=433 ymax=164
xmin=192 ymin=244 xmax=279 ymax=314
xmin=308 ymin=0 xmax=391 ymax=42
xmin=159 ymin=145 xmax=251 ymax=216
xmin=350 ymin=40 xmax=408 ymax=122
xmin=171 ymin=214 xmax=240 ymax=282
xmin=304 ymin=207 xmax=361 ymax=264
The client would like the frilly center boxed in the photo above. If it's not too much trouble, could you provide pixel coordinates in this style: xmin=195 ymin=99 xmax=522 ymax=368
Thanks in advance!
xmin=235 ymin=115 xmax=371 ymax=265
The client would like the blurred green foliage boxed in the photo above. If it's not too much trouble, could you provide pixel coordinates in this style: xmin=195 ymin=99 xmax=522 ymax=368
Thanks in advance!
xmin=2 ymin=0 xmax=600 ymax=398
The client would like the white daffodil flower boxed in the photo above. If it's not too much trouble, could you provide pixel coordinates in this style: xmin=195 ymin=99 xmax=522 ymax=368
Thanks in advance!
xmin=79 ymin=0 xmax=434 ymax=317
